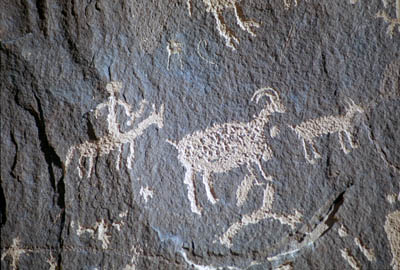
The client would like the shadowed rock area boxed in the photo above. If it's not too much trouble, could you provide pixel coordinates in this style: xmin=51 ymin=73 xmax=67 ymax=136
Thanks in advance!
xmin=1 ymin=0 xmax=399 ymax=269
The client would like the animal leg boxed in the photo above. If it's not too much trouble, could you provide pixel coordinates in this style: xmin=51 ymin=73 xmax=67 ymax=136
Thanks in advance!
xmin=302 ymin=139 xmax=314 ymax=164
xmin=115 ymin=145 xmax=122 ymax=171
xmin=78 ymin=155 xmax=84 ymax=178
xmin=236 ymin=172 xmax=256 ymax=207
xmin=212 ymin=10 xmax=239 ymax=50
xmin=233 ymin=2 xmax=260 ymax=36
xmin=127 ymin=143 xmax=135 ymax=170
xmin=87 ymin=155 xmax=94 ymax=179
xmin=338 ymin=131 xmax=351 ymax=154
xmin=309 ymin=140 xmax=321 ymax=161
xmin=202 ymin=170 xmax=218 ymax=204
xmin=183 ymin=164 xmax=202 ymax=215
xmin=254 ymin=160 xmax=273 ymax=182
xmin=345 ymin=130 xmax=359 ymax=149
xmin=302 ymin=139 xmax=320 ymax=164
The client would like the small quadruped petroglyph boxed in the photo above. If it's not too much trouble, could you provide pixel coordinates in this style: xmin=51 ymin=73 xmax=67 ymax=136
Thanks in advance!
xmin=290 ymin=98 xmax=364 ymax=164
xmin=65 ymin=81 xmax=164 ymax=178
xmin=219 ymin=183 xmax=302 ymax=248
xmin=186 ymin=0 xmax=260 ymax=50
xmin=168 ymin=87 xmax=286 ymax=215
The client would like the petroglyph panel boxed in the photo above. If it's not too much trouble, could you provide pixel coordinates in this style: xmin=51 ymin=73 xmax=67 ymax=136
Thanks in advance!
xmin=65 ymin=82 xmax=164 ymax=178
xmin=2 ymin=0 xmax=399 ymax=269
xmin=168 ymin=88 xmax=285 ymax=214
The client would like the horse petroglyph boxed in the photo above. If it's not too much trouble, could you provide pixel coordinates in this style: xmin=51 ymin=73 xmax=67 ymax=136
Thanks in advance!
xmin=290 ymin=98 xmax=364 ymax=164
xmin=376 ymin=0 xmax=400 ymax=37
xmin=219 ymin=184 xmax=302 ymax=248
xmin=65 ymin=81 xmax=164 ymax=178
xmin=167 ymin=87 xmax=286 ymax=215
xmin=187 ymin=0 xmax=260 ymax=50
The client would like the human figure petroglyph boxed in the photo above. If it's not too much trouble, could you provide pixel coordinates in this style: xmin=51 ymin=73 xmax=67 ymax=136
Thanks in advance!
xmin=168 ymin=87 xmax=286 ymax=215
xmin=72 ymin=214 xmax=126 ymax=249
xmin=219 ymin=184 xmax=302 ymax=248
xmin=65 ymin=81 xmax=164 ymax=178
xmin=290 ymin=98 xmax=364 ymax=164
xmin=376 ymin=0 xmax=400 ymax=37
xmin=1 ymin=238 xmax=29 ymax=270
xmin=187 ymin=0 xmax=260 ymax=50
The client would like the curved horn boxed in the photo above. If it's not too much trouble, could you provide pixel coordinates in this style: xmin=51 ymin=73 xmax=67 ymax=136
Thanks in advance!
xmin=251 ymin=87 xmax=279 ymax=103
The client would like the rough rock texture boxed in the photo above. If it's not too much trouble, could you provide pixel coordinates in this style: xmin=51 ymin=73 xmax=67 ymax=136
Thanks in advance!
xmin=1 ymin=0 xmax=399 ymax=269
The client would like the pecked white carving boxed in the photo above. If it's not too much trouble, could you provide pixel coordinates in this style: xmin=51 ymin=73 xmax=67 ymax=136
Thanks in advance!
xmin=290 ymin=99 xmax=364 ymax=164
xmin=65 ymin=81 xmax=164 ymax=178
xmin=168 ymin=87 xmax=286 ymax=215
xmin=219 ymin=184 xmax=302 ymax=248
xmin=186 ymin=0 xmax=260 ymax=50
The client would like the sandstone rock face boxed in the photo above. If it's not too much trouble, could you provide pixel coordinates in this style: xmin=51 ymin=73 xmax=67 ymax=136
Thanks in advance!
xmin=1 ymin=0 xmax=399 ymax=269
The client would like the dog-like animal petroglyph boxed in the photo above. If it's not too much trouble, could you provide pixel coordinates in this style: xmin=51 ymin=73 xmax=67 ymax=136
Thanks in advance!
xmin=65 ymin=81 xmax=164 ymax=178
xmin=219 ymin=183 xmax=302 ymax=248
xmin=187 ymin=0 xmax=260 ymax=50
xmin=168 ymin=87 xmax=286 ymax=215
xmin=290 ymin=99 xmax=364 ymax=164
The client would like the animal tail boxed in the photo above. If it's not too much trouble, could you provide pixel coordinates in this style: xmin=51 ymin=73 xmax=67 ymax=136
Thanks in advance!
xmin=166 ymin=139 xmax=178 ymax=149
xmin=64 ymin=146 xmax=75 ymax=174
xmin=156 ymin=104 xmax=165 ymax=128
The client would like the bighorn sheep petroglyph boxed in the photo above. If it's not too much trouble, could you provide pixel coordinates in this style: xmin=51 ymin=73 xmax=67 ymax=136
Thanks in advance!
xmin=290 ymin=99 xmax=364 ymax=164
xmin=186 ymin=0 xmax=260 ymax=50
xmin=65 ymin=81 xmax=164 ymax=178
xmin=167 ymin=88 xmax=286 ymax=215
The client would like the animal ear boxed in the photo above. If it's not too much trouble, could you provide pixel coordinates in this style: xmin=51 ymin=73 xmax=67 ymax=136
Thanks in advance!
xmin=344 ymin=97 xmax=353 ymax=108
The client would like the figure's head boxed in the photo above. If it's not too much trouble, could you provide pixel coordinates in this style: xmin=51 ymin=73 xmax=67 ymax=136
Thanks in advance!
xmin=106 ymin=81 xmax=123 ymax=96
xmin=345 ymin=98 xmax=364 ymax=114
xmin=262 ymin=147 xmax=273 ymax=161
xmin=251 ymin=87 xmax=286 ymax=113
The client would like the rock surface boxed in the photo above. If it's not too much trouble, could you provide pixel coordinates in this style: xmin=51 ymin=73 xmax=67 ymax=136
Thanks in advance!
xmin=1 ymin=0 xmax=399 ymax=269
